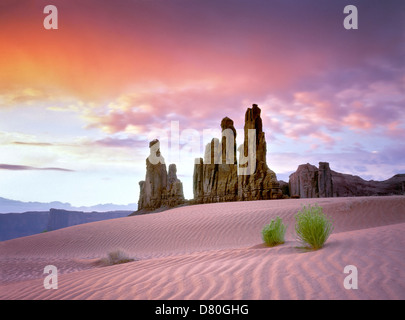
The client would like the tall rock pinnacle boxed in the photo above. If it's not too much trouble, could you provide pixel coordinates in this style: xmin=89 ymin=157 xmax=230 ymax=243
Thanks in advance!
xmin=238 ymin=104 xmax=281 ymax=200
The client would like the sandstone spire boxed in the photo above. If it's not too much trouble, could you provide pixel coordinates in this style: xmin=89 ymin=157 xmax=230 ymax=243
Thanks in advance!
xmin=193 ymin=117 xmax=238 ymax=203
xmin=238 ymin=104 xmax=282 ymax=200
xmin=138 ymin=139 xmax=185 ymax=211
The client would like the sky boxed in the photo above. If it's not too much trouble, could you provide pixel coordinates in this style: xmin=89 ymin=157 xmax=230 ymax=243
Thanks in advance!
xmin=0 ymin=0 xmax=404 ymax=206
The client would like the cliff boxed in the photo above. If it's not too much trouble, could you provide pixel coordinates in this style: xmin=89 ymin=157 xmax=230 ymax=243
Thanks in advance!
xmin=47 ymin=209 xmax=131 ymax=231
xmin=0 ymin=211 xmax=49 ymax=241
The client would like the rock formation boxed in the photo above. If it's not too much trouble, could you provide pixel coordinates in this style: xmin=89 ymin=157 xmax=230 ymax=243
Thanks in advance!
xmin=289 ymin=162 xmax=405 ymax=198
xmin=193 ymin=104 xmax=282 ymax=204
xmin=331 ymin=172 xmax=405 ymax=197
xmin=193 ymin=117 xmax=239 ymax=203
xmin=138 ymin=139 xmax=185 ymax=211
xmin=167 ymin=164 xmax=185 ymax=207
xmin=318 ymin=162 xmax=333 ymax=197
xmin=238 ymin=104 xmax=282 ymax=200
xmin=193 ymin=157 xmax=204 ymax=202
xmin=289 ymin=163 xmax=320 ymax=198
xmin=0 ymin=209 xmax=131 ymax=241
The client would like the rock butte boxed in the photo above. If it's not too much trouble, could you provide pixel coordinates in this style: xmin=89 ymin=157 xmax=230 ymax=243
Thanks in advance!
xmin=289 ymin=163 xmax=405 ymax=198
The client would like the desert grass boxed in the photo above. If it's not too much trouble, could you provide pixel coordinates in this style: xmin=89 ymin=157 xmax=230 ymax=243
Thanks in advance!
xmin=262 ymin=216 xmax=287 ymax=247
xmin=295 ymin=204 xmax=333 ymax=250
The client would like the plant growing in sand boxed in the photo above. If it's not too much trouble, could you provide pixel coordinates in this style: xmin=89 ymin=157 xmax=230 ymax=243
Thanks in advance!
xmin=101 ymin=249 xmax=134 ymax=266
xmin=294 ymin=204 xmax=333 ymax=250
xmin=262 ymin=216 xmax=286 ymax=247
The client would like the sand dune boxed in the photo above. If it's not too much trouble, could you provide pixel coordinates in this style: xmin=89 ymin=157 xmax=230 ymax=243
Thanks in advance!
xmin=1 ymin=196 xmax=404 ymax=300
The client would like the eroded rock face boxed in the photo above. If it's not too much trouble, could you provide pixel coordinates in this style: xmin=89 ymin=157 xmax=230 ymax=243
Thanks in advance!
xmin=289 ymin=163 xmax=320 ymax=198
xmin=193 ymin=157 xmax=204 ymax=202
xmin=192 ymin=104 xmax=282 ymax=204
xmin=138 ymin=140 xmax=184 ymax=211
xmin=167 ymin=164 xmax=185 ymax=207
xmin=318 ymin=162 xmax=333 ymax=198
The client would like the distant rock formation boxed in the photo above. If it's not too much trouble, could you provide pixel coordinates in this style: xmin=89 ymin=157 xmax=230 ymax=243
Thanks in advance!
xmin=0 ymin=196 xmax=137 ymax=214
xmin=0 ymin=211 xmax=49 ymax=241
xmin=289 ymin=162 xmax=333 ymax=198
xmin=289 ymin=162 xmax=405 ymax=198
xmin=192 ymin=104 xmax=282 ymax=204
xmin=138 ymin=139 xmax=185 ymax=211
xmin=0 ymin=209 xmax=131 ymax=241
xmin=289 ymin=163 xmax=320 ymax=198
xmin=331 ymin=172 xmax=405 ymax=197
xmin=47 ymin=209 xmax=130 ymax=232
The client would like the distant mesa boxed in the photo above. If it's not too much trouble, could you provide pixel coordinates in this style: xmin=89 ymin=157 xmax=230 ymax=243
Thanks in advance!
xmin=0 ymin=209 xmax=131 ymax=241
xmin=0 ymin=197 xmax=137 ymax=214
xmin=0 ymin=198 xmax=137 ymax=241
xmin=288 ymin=162 xmax=405 ymax=198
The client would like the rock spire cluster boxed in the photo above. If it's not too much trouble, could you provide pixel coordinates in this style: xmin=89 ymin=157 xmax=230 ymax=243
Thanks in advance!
xmin=193 ymin=104 xmax=282 ymax=204
xmin=137 ymin=104 xmax=282 ymax=212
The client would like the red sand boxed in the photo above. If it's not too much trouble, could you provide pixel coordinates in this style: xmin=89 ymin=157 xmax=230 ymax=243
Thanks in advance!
xmin=1 ymin=196 xmax=404 ymax=299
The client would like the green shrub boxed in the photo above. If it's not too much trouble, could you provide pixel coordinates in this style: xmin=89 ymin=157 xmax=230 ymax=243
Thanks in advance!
xmin=295 ymin=204 xmax=333 ymax=250
xmin=262 ymin=216 xmax=286 ymax=247
xmin=101 ymin=249 xmax=134 ymax=266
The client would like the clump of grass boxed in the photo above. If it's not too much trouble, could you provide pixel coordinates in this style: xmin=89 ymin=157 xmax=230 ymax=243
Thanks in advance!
xmin=262 ymin=216 xmax=287 ymax=247
xmin=295 ymin=204 xmax=333 ymax=250
xmin=101 ymin=249 xmax=134 ymax=266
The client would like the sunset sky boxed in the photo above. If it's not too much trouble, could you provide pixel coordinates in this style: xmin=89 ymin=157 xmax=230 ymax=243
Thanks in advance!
xmin=0 ymin=0 xmax=404 ymax=207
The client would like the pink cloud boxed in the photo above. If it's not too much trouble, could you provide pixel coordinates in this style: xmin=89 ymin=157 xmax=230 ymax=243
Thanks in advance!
xmin=309 ymin=132 xmax=336 ymax=145
xmin=267 ymin=78 xmax=405 ymax=137
xmin=82 ymin=82 xmax=257 ymax=136
xmin=342 ymin=113 xmax=373 ymax=130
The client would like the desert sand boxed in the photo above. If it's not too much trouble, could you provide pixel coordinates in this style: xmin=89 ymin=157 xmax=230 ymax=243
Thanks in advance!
xmin=1 ymin=196 xmax=404 ymax=300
